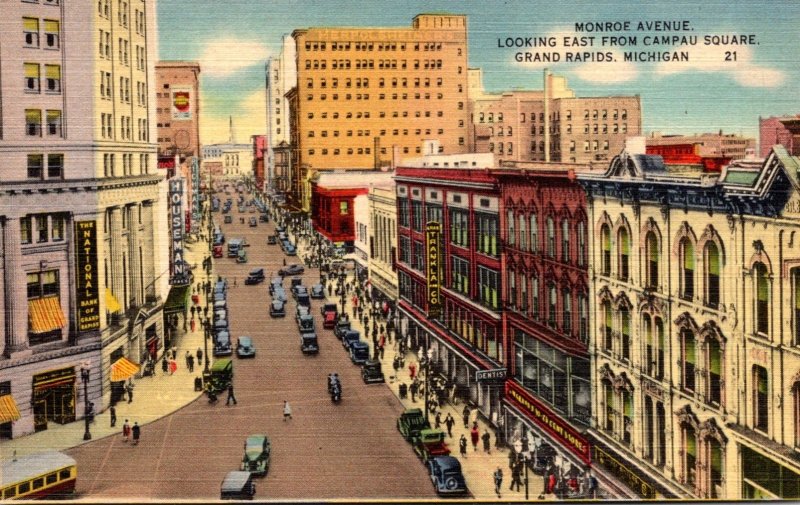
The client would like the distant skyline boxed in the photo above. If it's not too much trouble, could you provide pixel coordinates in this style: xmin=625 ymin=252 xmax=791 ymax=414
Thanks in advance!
xmin=157 ymin=0 xmax=800 ymax=146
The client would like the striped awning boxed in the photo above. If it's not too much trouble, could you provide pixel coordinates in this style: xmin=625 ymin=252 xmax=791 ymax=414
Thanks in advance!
xmin=28 ymin=296 xmax=66 ymax=334
xmin=110 ymin=357 xmax=140 ymax=382
xmin=105 ymin=288 xmax=121 ymax=313
xmin=0 ymin=395 xmax=21 ymax=424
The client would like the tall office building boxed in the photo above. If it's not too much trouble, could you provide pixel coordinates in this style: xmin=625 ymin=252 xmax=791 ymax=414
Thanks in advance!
xmin=0 ymin=0 xmax=166 ymax=438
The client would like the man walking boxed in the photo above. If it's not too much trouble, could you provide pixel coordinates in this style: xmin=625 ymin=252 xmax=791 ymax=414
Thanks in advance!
xmin=444 ymin=413 xmax=455 ymax=438
xmin=131 ymin=422 xmax=141 ymax=446
xmin=187 ymin=354 xmax=195 ymax=372
xmin=459 ymin=434 xmax=468 ymax=458
xmin=409 ymin=381 xmax=418 ymax=403
xmin=434 ymin=412 xmax=442 ymax=430
xmin=283 ymin=400 xmax=292 ymax=421
xmin=493 ymin=467 xmax=503 ymax=497
xmin=125 ymin=381 xmax=134 ymax=403
xmin=196 ymin=347 xmax=203 ymax=364
xmin=482 ymin=430 xmax=492 ymax=453
xmin=226 ymin=383 xmax=237 ymax=405
xmin=462 ymin=405 xmax=471 ymax=428
xmin=109 ymin=405 xmax=117 ymax=428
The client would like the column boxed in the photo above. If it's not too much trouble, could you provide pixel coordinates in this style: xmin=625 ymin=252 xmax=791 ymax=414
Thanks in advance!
xmin=4 ymin=218 xmax=29 ymax=355
xmin=141 ymin=201 xmax=156 ymax=300
xmin=128 ymin=205 xmax=141 ymax=307
xmin=109 ymin=207 xmax=126 ymax=318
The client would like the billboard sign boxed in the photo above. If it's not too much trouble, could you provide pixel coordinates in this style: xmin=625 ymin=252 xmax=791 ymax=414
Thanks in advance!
xmin=171 ymin=86 xmax=192 ymax=120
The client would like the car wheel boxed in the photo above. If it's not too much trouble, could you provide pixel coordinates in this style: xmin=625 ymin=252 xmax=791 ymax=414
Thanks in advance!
xmin=445 ymin=477 xmax=458 ymax=490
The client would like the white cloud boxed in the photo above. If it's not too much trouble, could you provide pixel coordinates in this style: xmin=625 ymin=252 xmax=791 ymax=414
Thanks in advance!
xmin=201 ymin=90 xmax=266 ymax=144
xmin=198 ymin=38 xmax=270 ymax=78
xmin=655 ymin=43 xmax=785 ymax=88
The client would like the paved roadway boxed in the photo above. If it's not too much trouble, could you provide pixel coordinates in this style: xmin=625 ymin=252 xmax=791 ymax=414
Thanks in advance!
xmin=67 ymin=191 xmax=436 ymax=500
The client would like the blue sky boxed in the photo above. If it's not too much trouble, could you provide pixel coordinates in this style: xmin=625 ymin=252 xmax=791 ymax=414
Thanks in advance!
xmin=157 ymin=0 xmax=800 ymax=145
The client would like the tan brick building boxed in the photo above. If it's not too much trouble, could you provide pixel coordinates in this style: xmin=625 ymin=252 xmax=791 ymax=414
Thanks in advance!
xmin=646 ymin=131 xmax=755 ymax=160
xmin=288 ymin=13 xmax=470 ymax=210
xmin=469 ymin=69 xmax=641 ymax=164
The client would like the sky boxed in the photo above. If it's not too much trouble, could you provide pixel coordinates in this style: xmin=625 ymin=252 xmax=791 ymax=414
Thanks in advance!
xmin=156 ymin=0 xmax=800 ymax=146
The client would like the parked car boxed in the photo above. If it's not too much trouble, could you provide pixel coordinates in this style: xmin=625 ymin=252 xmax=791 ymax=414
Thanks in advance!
xmin=291 ymin=285 xmax=308 ymax=299
xmin=427 ymin=456 xmax=468 ymax=496
xmin=213 ymin=245 xmax=224 ymax=258
xmin=297 ymin=314 xmax=315 ymax=333
xmin=413 ymin=429 xmax=450 ymax=464
xmin=267 ymin=236 xmax=277 ymax=245
xmin=214 ymin=309 xmax=227 ymax=322
xmin=284 ymin=244 xmax=297 ymax=256
xmin=296 ymin=293 xmax=311 ymax=308
xmin=320 ymin=302 xmax=339 ymax=318
xmin=244 ymin=268 xmax=265 ymax=285
xmin=207 ymin=358 xmax=233 ymax=394
xmin=295 ymin=305 xmax=310 ymax=321
xmin=249 ymin=217 xmax=257 ymax=227
xmin=310 ymin=283 xmax=325 ymax=299
xmin=279 ymin=264 xmax=304 ymax=276
xmin=240 ymin=435 xmax=271 ymax=476
xmin=323 ymin=311 xmax=337 ymax=329
xmin=269 ymin=299 xmax=286 ymax=318
xmin=271 ymin=288 xmax=288 ymax=303
xmin=224 ymin=215 xmax=233 ymax=224
xmin=300 ymin=332 xmax=319 ymax=354
xmin=362 ymin=359 xmax=385 ymax=383
xmin=236 ymin=336 xmax=256 ymax=358
xmin=220 ymin=471 xmax=256 ymax=501
xmin=268 ymin=277 xmax=283 ymax=294
xmin=341 ymin=330 xmax=361 ymax=351
xmin=215 ymin=280 xmax=228 ymax=296
xmin=333 ymin=319 xmax=351 ymax=339
xmin=236 ymin=249 xmax=248 ymax=263
xmin=214 ymin=299 xmax=228 ymax=311
xmin=259 ymin=214 xmax=269 ymax=223
xmin=397 ymin=408 xmax=430 ymax=442
xmin=349 ymin=341 xmax=370 ymax=365
xmin=214 ymin=318 xmax=229 ymax=334
xmin=214 ymin=331 xmax=232 ymax=357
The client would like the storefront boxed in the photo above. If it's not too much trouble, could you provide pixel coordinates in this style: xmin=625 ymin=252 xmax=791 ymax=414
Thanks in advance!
xmin=740 ymin=444 xmax=800 ymax=499
xmin=32 ymin=367 xmax=76 ymax=432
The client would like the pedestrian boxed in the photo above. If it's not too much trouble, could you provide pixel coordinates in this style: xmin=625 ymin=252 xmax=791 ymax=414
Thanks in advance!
xmin=444 ymin=413 xmax=455 ymax=438
xmin=283 ymin=400 xmax=292 ymax=421
xmin=185 ymin=350 xmax=191 ymax=369
xmin=378 ymin=341 xmax=385 ymax=360
xmin=125 ymin=381 xmax=134 ymax=403
xmin=462 ymin=405 xmax=471 ymax=428
xmin=233 ymin=278 xmax=237 ymax=287
xmin=408 ymin=361 xmax=417 ymax=381
xmin=587 ymin=470 xmax=598 ymax=498
xmin=459 ymin=434 xmax=468 ymax=458
xmin=283 ymin=258 xmax=286 ymax=266
xmin=162 ymin=355 xmax=169 ymax=374
xmin=482 ymin=430 xmax=492 ymax=453
xmin=510 ymin=460 xmax=522 ymax=491
xmin=409 ymin=381 xmax=418 ymax=403
xmin=122 ymin=419 xmax=131 ymax=443
xmin=168 ymin=358 xmax=177 ymax=375
xmin=493 ymin=467 xmax=503 ymax=497
xmin=187 ymin=354 xmax=194 ymax=372
xmin=171 ymin=345 xmax=177 ymax=360
xmin=226 ymin=383 xmax=237 ymax=405
xmin=131 ymin=421 xmax=140 ymax=445
xmin=109 ymin=405 xmax=117 ymax=427
xmin=470 ymin=424 xmax=480 ymax=451
xmin=196 ymin=347 xmax=203 ymax=364
xmin=434 ymin=412 xmax=442 ymax=430
xmin=548 ymin=470 xmax=557 ymax=495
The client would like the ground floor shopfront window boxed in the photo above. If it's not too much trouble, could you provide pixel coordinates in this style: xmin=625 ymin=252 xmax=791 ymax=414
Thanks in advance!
xmin=742 ymin=445 xmax=800 ymax=499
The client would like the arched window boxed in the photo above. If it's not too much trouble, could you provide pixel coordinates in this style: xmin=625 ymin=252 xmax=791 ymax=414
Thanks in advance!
xmin=618 ymin=227 xmax=630 ymax=281
xmin=519 ymin=276 xmax=528 ymax=312
xmin=620 ymin=307 xmax=630 ymax=360
xmin=530 ymin=213 xmax=538 ymax=253
xmin=753 ymin=365 xmax=768 ymax=432
xmin=683 ymin=424 xmax=697 ymax=487
xmin=577 ymin=220 xmax=586 ymax=266
xmin=600 ymin=224 xmax=611 ymax=275
xmin=755 ymin=262 xmax=769 ymax=335
xmin=644 ymin=316 xmax=654 ymax=375
xmin=531 ymin=274 xmax=539 ymax=320
xmin=646 ymin=231 xmax=659 ymax=289
xmin=548 ymin=283 xmax=557 ymax=327
xmin=655 ymin=318 xmax=665 ymax=379
xmin=506 ymin=210 xmax=515 ymax=246
xmin=707 ymin=338 xmax=722 ymax=406
xmin=508 ymin=270 xmax=517 ymax=310
xmin=578 ymin=293 xmax=588 ymax=344
xmin=603 ymin=379 xmax=614 ymax=431
xmin=622 ymin=389 xmax=633 ymax=445
xmin=561 ymin=218 xmax=570 ymax=262
xmin=705 ymin=242 xmax=721 ymax=308
xmin=602 ymin=300 xmax=612 ymax=350
xmin=546 ymin=217 xmax=555 ymax=258
xmin=680 ymin=238 xmax=695 ymax=300
xmin=682 ymin=329 xmax=696 ymax=392
xmin=518 ymin=215 xmax=527 ymax=251
xmin=708 ymin=437 xmax=723 ymax=498
xmin=562 ymin=288 xmax=572 ymax=336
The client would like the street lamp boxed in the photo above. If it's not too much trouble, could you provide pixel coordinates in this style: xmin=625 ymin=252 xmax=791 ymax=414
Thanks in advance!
xmin=80 ymin=361 xmax=91 ymax=440
xmin=423 ymin=332 xmax=431 ymax=425
xmin=524 ymin=454 xmax=530 ymax=500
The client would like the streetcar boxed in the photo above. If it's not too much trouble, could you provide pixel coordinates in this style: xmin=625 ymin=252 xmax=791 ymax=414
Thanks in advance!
xmin=1 ymin=451 xmax=77 ymax=499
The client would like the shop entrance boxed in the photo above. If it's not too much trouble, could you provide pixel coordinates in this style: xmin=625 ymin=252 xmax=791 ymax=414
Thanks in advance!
xmin=32 ymin=367 xmax=76 ymax=432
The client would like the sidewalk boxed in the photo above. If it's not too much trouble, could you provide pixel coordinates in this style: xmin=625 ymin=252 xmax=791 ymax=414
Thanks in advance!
xmin=1 ymin=232 xmax=216 ymax=459
xmin=291 ymin=234 xmax=549 ymax=501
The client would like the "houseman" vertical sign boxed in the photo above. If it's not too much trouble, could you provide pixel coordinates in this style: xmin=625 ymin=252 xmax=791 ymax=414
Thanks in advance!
xmin=170 ymin=178 xmax=187 ymax=285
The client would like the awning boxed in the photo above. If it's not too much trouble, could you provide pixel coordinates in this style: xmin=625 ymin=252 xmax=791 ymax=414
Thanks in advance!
xmin=28 ymin=296 xmax=66 ymax=334
xmin=163 ymin=284 xmax=190 ymax=315
xmin=105 ymin=288 xmax=121 ymax=313
xmin=0 ymin=395 xmax=21 ymax=424
xmin=110 ymin=357 xmax=140 ymax=382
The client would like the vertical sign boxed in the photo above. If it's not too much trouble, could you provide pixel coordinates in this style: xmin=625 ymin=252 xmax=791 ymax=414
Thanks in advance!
xmin=426 ymin=221 xmax=442 ymax=318
xmin=171 ymin=86 xmax=192 ymax=120
xmin=170 ymin=178 xmax=187 ymax=285
xmin=191 ymin=156 xmax=201 ymax=227
xmin=75 ymin=220 xmax=100 ymax=332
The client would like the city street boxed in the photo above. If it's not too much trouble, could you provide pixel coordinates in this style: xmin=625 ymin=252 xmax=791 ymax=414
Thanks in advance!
xmin=65 ymin=193 xmax=436 ymax=500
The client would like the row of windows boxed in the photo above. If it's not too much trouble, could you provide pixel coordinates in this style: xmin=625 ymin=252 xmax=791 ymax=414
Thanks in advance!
xmin=507 ymin=211 xmax=587 ymax=266
xmin=26 ymin=153 xmax=62 ymax=179
xmin=102 ymin=153 xmax=150 ymax=177
xmin=24 ymin=109 xmax=61 ymax=137
xmin=508 ymin=272 xmax=589 ymax=343
xmin=307 ymin=110 xmax=448 ymax=120
xmin=443 ymin=300 xmax=502 ymax=361
xmin=20 ymin=215 xmax=65 ymax=245
xmin=304 ymin=41 xmax=453 ymax=52
xmin=304 ymin=92 xmax=458 ymax=103
xmin=23 ymin=62 xmax=61 ymax=93
xmin=306 ymin=76 xmax=452 ymax=89
xmin=99 ymin=113 xmax=147 ymax=141
xmin=477 ymin=109 xmax=629 ymax=124
xmin=23 ymin=17 xmax=59 ymax=49
xmin=309 ymin=128 xmax=451 ymax=138
xmin=304 ymin=59 xmax=461 ymax=73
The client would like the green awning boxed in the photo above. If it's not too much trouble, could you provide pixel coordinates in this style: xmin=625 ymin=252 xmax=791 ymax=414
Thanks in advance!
xmin=163 ymin=285 xmax=190 ymax=315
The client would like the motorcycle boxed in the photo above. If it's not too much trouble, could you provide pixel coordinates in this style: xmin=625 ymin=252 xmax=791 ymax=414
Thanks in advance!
xmin=331 ymin=383 xmax=341 ymax=403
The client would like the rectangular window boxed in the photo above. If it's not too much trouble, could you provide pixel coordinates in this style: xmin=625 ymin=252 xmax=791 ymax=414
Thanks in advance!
xmin=24 ymin=17 xmax=40 ymax=47
xmin=36 ymin=215 xmax=48 ymax=243
xmin=399 ymin=236 xmax=410 ymax=265
xmin=27 ymin=154 xmax=44 ymax=178
xmin=46 ymin=110 xmax=62 ymax=137
xmin=51 ymin=215 xmax=64 ymax=240
xmin=25 ymin=109 xmax=42 ymax=136
xmin=451 ymin=256 xmax=469 ymax=295
xmin=478 ymin=266 xmax=499 ymax=311
xmin=411 ymin=201 xmax=423 ymax=232
xmin=449 ymin=209 xmax=469 ymax=248
xmin=475 ymin=212 xmax=498 ymax=256
xmin=43 ymin=19 xmax=59 ymax=48
xmin=24 ymin=62 xmax=40 ymax=92
xmin=47 ymin=154 xmax=63 ymax=178
xmin=412 ymin=240 xmax=425 ymax=272
xmin=397 ymin=198 xmax=409 ymax=228
xmin=44 ymin=64 xmax=61 ymax=92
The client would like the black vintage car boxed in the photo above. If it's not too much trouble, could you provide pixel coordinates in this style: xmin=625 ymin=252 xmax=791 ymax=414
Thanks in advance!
xmin=269 ymin=299 xmax=286 ymax=318
xmin=362 ymin=359 xmax=386 ymax=383
xmin=333 ymin=319 xmax=351 ymax=339
xmin=244 ymin=268 xmax=265 ymax=285
xmin=240 ymin=435 xmax=271 ymax=476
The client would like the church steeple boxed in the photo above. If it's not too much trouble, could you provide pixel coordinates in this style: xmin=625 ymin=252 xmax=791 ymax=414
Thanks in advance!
xmin=228 ymin=115 xmax=236 ymax=144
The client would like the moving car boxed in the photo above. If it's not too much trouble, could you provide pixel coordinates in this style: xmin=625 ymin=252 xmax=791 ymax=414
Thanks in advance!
xmin=300 ymin=332 xmax=319 ymax=354
xmin=244 ymin=268 xmax=265 ymax=285
xmin=272 ymin=288 xmax=288 ymax=303
xmin=295 ymin=305 xmax=310 ymax=321
xmin=220 ymin=471 xmax=255 ymax=501
xmin=427 ymin=456 xmax=468 ymax=496
xmin=279 ymin=264 xmax=304 ymax=276
xmin=284 ymin=244 xmax=297 ymax=256
xmin=349 ymin=341 xmax=370 ymax=365
xmin=341 ymin=330 xmax=361 ymax=351
xmin=228 ymin=238 xmax=246 ymax=258
xmin=207 ymin=358 xmax=233 ymax=394
xmin=310 ymin=283 xmax=325 ymax=299
xmin=269 ymin=299 xmax=286 ymax=318
xmin=412 ymin=429 xmax=450 ymax=464
xmin=397 ymin=408 xmax=430 ymax=442
xmin=236 ymin=249 xmax=248 ymax=263
xmin=259 ymin=214 xmax=269 ymax=223
xmin=213 ymin=245 xmax=224 ymax=258
xmin=268 ymin=277 xmax=283 ymax=294
xmin=297 ymin=314 xmax=315 ymax=333
xmin=323 ymin=311 xmax=337 ymax=329
xmin=240 ymin=435 xmax=271 ymax=476
xmin=320 ymin=303 xmax=339 ymax=318
xmin=236 ymin=336 xmax=256 ymax=358
xmin=249 ymin=217 xmax=257 ymax=227
xmin=267 ymin=236 xmax=277 ymax=245
xmin=291 ymin=285 xmax=308 ymax=300
xmin=333 ymin=319 xmax=351 ymax=339
xmin=295 ymin=293 xmax=311 ymax=308
xmin=362 ymin=359 xmax=385 ymax=383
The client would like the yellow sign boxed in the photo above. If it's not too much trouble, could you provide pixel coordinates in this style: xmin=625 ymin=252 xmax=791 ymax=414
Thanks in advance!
xmin=426 ymin=221 xmax=441 ymax=318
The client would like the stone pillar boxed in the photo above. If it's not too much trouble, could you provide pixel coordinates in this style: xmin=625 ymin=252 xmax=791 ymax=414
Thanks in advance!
xmin=141 ymin=201 xmax=156 ymax=300
xmin=109 ymin=207 xmax=125 ymax=315
xmin=4 ymin=218 xmax=30 ymax=356
xmin=128 ymin=205 xmax=141 ymax=307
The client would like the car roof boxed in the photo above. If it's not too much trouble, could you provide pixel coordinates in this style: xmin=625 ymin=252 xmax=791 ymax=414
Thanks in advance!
xmin=221 ymin=471 xmax=252 ymax=490
xmin=245 ymin=434 xmax=269 ymax=448
xmin=300 ymin=314 xmax=313 ymax=320
xmin=325 ymin=312 xmax=337 ymax=319
xmin=271 ymin=299 xmax=284 ymax=307
xmin=249 ymin=268 xmax=264 ymax=274
xmin=351 ymin=341 xmax=368 ymax=349
xmin=431 ymin=455 xmax=461 ymax=471
xmin=238 ymin=336 xmax=252 ymax=344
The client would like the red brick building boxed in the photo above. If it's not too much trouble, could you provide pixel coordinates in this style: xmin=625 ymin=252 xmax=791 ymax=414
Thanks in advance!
xmin=251 ymin=135 xmax=267 ymax=191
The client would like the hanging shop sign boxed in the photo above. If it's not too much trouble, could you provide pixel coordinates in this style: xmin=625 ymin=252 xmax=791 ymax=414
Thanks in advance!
xmin=74 ymin=220 xmax=100 ymax=332
xmin=170 ymin=178 xmax=188 ymax=285
xmin=476 ymin=368 xmax=507 ymax=381
xmin=426 ymin=221 xmax=442 ymax=318
xmin=505 ymin=381 xmax=591 ymax=463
